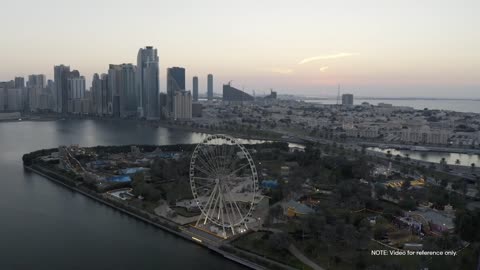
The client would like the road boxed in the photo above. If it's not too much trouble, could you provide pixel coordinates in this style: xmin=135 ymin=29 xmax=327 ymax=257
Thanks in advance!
xmin=288 ymin=244 xmax=325 ymax=270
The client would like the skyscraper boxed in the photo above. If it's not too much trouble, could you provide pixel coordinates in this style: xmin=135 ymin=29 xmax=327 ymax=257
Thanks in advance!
xmin=66 ymin=70 xmax=80 ymax=113
xmin=54 ymin=65 xmax=70 ymax=113
xmin=46 ymin=80 xmax=55 ymax=111
xmin=27 ymin=75 xmax=47 ymax=112
xmin=27 ymin=75 xmax=45 ymax=88
xmin=192 ymin=76 xmax=198 ymax=102
xmin=92 ymin=73 xmax=102 ymax=115
xmin=14 ymin=77 xmax=24 ymax=89
xmin=68 ymin=76 xmax=85 ymax=100
xmin=67 ymin=76 xmax=86 ymax=114
xmin=207 ymin=74 xmax=213 ymax=101
xmin=14 ymin=77 xmax=26 ymax=111
xmin=166 ymin=67 xmax=186 ymax=114
xmin=136 ymin=46 xmax=159 ymax=119
xmin=173 ymin=90 xmax=192 ymax=120
xmin=108 ymin=64 xmax=136 ymax=117
xmin=100 ymin=74 xmax=109 ymax=115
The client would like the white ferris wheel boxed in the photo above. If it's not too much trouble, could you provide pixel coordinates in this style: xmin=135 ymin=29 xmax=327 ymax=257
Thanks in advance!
xmin=189 ymin=134 xmax=259 ymax=237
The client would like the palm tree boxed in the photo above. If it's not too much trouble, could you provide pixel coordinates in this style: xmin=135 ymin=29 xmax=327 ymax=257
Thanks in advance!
xmin=386 ymin=150 xmax=392 ymax=159
xmin=440 ymin=157 xmax=447 ymax=167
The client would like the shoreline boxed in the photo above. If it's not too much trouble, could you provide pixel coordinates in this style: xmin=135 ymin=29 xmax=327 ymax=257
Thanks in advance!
xmin=24 ymin=164 xmax=268 ymax=270
xmin=24 ymin=162 xmax=302 ymax=270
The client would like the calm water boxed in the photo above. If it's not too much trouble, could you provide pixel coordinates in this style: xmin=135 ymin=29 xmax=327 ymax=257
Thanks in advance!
xmin=305 ymin=99 xmax=480 ymax=114
xmin=0 ymin=119 xmax=247 ymax=270
xmin=368 ymin=147 xmax=480 ymax=166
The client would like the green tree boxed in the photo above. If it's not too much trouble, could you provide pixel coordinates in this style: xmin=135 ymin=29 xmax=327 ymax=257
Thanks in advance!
xmin=267 ymin=232 xmax=290 ymax=251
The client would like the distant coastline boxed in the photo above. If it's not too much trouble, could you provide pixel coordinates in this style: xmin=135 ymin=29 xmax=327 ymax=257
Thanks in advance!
xmin=292 ymin=95 xmax=480 ymax=101
xmin=301 ymin=98 xmax=480 ymax=114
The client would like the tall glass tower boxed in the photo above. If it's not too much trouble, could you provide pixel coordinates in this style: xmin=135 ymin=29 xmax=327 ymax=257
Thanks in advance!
xmin=166 ymin=67 xmax=185 ymax=114
xmin=136 ymin=46 xmax=159 ymax=119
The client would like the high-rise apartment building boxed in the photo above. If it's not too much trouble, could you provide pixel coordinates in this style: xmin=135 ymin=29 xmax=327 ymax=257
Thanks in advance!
xmin=0 ymin=81 xmax=21 ymax=112
xmin=207 ymin=74 xmax=213 ymax=101
xmin=101 ymin=74 xmax=109 ymax=116
xmin=14 ymin=77 xmax=24 ymax=89
xmin=166 ymin=67 xmax=185 ymax=114
xmin=173 ymin=90 xmax=192 ymax=120
xmin=14 ymin=77 xmax=26 ymax=110
xmin=92 ymin=73 xmax=102 ymax=115
xmin=27 ymin=74 xmax=47 ymax=112
xmin=68 ymin=76 xmax=85 ymax=100
xmin=192 ymin=76 xmax=198 ymax=102
xmin=54 ymin=65 xmax=71 ymax=113
xmin=136 ymin=46 xmax=159 ymax=119
xmin=108 ymin=64 xmax=136 ymax=117
xmin=27 ymin=75 xmax=45 ymax=88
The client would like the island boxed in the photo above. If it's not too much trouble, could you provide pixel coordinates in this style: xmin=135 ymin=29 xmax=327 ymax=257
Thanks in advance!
xmin=23 ymin=135 xmax=480 ymax=270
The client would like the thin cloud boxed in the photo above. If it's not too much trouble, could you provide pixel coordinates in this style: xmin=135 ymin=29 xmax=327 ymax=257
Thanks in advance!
xmin=319 ymin=66 xmax=329 ymax=72
xmin=298 ymin=53 xmax=358 ymax=64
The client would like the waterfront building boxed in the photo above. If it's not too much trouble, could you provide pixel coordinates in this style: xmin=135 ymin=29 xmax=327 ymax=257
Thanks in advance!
xmin=192 ymin=76 xmax=198 ymax=102
xmin=46 ymin=80 xmax=55 ymax=111
xmin=159 ymin=92 xmax=167 ymax=119
xmin=344 ymin=124 xmax=380 ymax=138
xmin=222 ymin=83 xmax=254 ymax=103
xmin=15 ymin=77 xmax=27 ymax=111
xmin=167 ymin=67 xmax=186 ymax=115
xmin=67 ymin=76 xmax=86 ymax=114
xmin=14 ymin=77 xmax=25 ymax=89
xmin=100 ymin=74 xmax=109 ymax=116
xmin=342 ymin=94 xmax=354 ymax=106
xmin=54 ymin=66 xmax=80 ymax=114
xmin=0 ymin=87 xmax=22 ymax=112
xmin=173 ymin=90 xmax=192 ymax=120
xmin=27 ymin=74 xmax=45 ymax=88
xmin=68 ymin=76 xmax=85 ymax=100
xmin=26 ymin=75 xmax=46 ymax=112
xmin=136 ymin=46 xmax=159 ymax=119
xmin=54 ymin=65 xmax=70 ymax=113
xmin=401 ymin=126 xmax=451 ymax=145
xmin=192 ymin=102 xmax=203 ymax=117
xmin=207 ymin=74 xmax=213 ymax=101
xmin=91 ymin=74 xmax=102 ymax=115
xmin=108 ymin=64 xmax=136 ymax=117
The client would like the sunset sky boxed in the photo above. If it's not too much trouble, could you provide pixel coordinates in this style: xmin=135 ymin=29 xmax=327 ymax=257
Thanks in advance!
xmin=1 ymin=0 xmax=479 ymax=98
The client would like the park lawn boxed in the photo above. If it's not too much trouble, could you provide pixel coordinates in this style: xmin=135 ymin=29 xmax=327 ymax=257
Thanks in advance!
xmin=232 ymin=231 xmax=312 ymax=270
xmin=293 ymin=239 xmax=359 ymax=270
xmin=172 ymin=206 xmax=200 ymax=217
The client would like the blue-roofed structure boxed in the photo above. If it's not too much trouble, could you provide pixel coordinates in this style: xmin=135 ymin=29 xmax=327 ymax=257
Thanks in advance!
xmin=261 ymin=180 xmax=279 ymax=189
xmin=120 ymin=167 xmax=148 ymax=175
xmin=106 ymin=175 xmax=131 ymax=183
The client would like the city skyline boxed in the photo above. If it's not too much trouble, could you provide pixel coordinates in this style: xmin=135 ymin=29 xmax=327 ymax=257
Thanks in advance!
xmin=1 ymin=0 xmax=479 ymax=98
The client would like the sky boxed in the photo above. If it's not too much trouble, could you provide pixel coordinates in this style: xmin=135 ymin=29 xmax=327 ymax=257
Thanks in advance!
xmin=1 ymin=0 xmax=479 ymax=98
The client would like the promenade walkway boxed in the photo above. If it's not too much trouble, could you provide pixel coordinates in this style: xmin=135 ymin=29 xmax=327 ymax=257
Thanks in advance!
xmin=288 ymin=244 xmax=324 ymax=270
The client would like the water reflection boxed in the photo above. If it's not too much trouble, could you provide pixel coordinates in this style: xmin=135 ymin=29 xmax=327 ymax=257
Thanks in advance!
xmin=368 ymin=147 xmax=480 ymax=166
